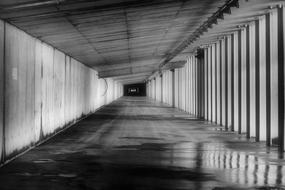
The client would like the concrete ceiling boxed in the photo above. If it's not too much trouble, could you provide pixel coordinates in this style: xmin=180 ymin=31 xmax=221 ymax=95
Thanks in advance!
xmin=0 ymin=0 xmax=282 ymax=84
xmin=0 ymin=0 xmax=227 ymax=84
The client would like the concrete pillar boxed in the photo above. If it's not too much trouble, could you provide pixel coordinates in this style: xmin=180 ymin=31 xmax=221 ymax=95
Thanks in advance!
xmin=196 ymin=56 xmax=200 ymax=116
xmin=153 ymin=78 xmax=157 ymax=100
xmin=181 ymin=66 xmax=186 ymax=111
xmin=163 ymin=74 xmax=165 ymax=102
xmin=149 ymin=81 xmax=151 ymax=97
xmin=216 ymin=42 xmax=221 ymax=125
xmin=204 ymin=49 xmax=208 ymax=120
xmin=227 ymin=35 xmax=233 ymax=131
xmin=161 ymin=74 xmax=164 ymax=102
xmin=185 ymin=59 xmax=189 ymax=113
xmin=193 ymin=56 xmax=197 ymax=115
xmin=166 ymin=71 xmax=171 ymax=105
xmin=159 ymin=74 xmax=162 ymax=102
xmin=166 ymin=72 xmax=169 ymax=104
xmin=201 ymin=53 xmax=205 ymax=118
xmin=265 ymin=13 xmax=271 ymax=146
xmin=192 ymin=56 xmax=195 ymax=115
xmin=174 ymin=69 xmax=179 ymax=108
xmin=269 ymin=9 xmax=279 ymax=146
xmin=197 ymin=55 xmax=201 ymax=117
xmin=233 ymin=32 xmax=240 ymax=132
xmin=153 ymin=79 xmax=156 ymax=99
xmin=150 ymin=81 xmax=152 ymax=98
xmin=249 ymin=21 xmax=257 ymax=139
xmin=150 ymin=80 xmax=151 ymax=98
xmin=165 ymin=73 xmax=167 ymax=103
xmin=148 ymin=81 xmax=150 ymax=97
xmin=171 ymin=69 xmax=175 ymax=107
xmin=178 ymin=68 xmax=182 ymax=109
xmin=241 ymin=28 xmax=248 ymax=134
xmin=191 ymin=57 xmax=194 ymax=115
xmin=189 ymin=57 xmax=193 ymax=114
xmin=212 ymin=44 xmax=216 ymax=123
xmin=148 ymin=81 xmax=151 ymax=97
xmin=197 ymin=52 xmax=205 ymax=118
xmin=156 ymin=76 xmax=161 ymax=101
xmin=259 ymin=15 xmax=267 ymax=141
xmin=169 ymin=71 xmax=171 ymax=105
xmin=208 ymin=46 xmax=212 ymax=121
xmin=221 ymin=39 xmax=226 ymax=127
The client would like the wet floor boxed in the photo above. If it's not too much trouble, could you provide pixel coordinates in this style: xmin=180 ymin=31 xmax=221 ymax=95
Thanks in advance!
xmin=0 ymin=97 xmax=285 ymax=190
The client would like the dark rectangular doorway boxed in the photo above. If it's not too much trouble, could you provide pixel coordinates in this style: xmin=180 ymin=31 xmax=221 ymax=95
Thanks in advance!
xmin=124 ymin=83 xmax=146 ymax=96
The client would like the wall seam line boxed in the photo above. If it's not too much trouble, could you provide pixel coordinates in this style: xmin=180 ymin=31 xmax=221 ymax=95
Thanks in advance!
xmin=1 ymin=22 xmax=6 ymax=163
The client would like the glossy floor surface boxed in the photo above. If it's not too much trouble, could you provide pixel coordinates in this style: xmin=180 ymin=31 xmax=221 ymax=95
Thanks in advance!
xmin=0 ymin=97 xmax=285 ymax=190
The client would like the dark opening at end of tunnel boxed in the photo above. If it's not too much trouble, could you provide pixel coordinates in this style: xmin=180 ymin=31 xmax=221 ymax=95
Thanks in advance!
xmin=124 ymin=83 xmax=146 ymax=97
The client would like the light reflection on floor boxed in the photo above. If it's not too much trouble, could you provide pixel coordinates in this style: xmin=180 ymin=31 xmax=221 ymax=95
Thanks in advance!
xmin=0 ymin=97 xmax=284 ymax=190
xmin=168 ymin=142 xmax=285 ymax=187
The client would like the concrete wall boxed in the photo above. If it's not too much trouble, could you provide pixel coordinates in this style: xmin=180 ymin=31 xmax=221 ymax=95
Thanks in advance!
xmin=147 ymin=6 xmax=285 ymax=151
xmin=0 ymin=21 xmax=123 ymax=164
xmin=0 ymin=21 xmax=4 ymax=161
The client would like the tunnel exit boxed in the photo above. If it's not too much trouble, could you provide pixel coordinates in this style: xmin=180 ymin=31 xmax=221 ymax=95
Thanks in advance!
xmin=124 ymin=83 xmax=146 ymax=96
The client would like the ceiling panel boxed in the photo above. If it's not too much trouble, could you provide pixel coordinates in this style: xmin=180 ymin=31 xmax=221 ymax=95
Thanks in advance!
xmin=0 ymin=0 xmax=228 ymax=83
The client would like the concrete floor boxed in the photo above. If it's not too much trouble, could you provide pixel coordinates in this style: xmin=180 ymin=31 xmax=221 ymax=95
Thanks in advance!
xmin=0 ymin=97 xmax=285 ymax=190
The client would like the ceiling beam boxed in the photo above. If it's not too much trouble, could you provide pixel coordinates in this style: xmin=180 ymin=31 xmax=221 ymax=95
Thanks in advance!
xmin=161 ymin=60 xmax=186 ymax=70
xmin=95 ymin=58 xmax=161 ymax=71
xmin=0 ymin=0 xmax=64 ymax=10
xmin=98 ymin=66 xmax=154 ymax=78
xmin=116 ymin=76 xmax=147 ymax=82
xmin=117 ymin=78 xmax=146 ymax=85
xmin=98 ymin=60 xmax=186 ymax=78
xmin=113 ymin=72 xmax=151 ymax=80
xmin=0 ymin=0 xmax=163 ymax=19
xmin=114 ymin=72 xmax=149 ymax=82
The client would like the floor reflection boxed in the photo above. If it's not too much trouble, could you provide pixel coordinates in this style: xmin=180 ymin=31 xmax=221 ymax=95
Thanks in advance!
xmin=0 ymin=97 xmax=285 ymax=190
xmin=166 ymin=141 xmax=285 ymax=188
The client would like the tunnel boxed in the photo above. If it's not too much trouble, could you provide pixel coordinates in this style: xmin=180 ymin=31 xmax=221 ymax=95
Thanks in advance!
xmin=0 ymin=0 xmax=285 ymax=189
xmin=124 ymin=83 xmax=146 ymax=96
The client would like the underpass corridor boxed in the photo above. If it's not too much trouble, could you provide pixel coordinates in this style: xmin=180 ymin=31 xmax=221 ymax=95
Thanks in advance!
xmin=0 ymin=1 xmax=285 ymax=189
xmin=0 ymin=97 xmax=283 ymax=190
